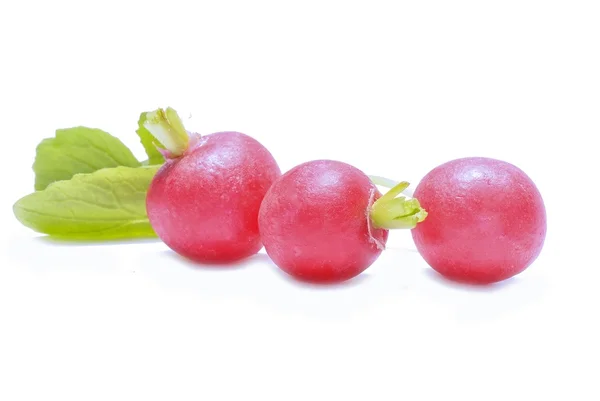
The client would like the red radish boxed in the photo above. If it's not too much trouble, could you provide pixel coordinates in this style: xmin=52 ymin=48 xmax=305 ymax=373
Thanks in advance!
xmin=144 ymin=107 xmax=281 ymax=263
xmin=411 ymin=157 xmax=546 ymax=284
xmin=258 ymin=159 xmax=427 ymax=283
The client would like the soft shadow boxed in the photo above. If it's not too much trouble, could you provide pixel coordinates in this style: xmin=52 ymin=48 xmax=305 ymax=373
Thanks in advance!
xmin=160 ymin=249 xmax=272 ymax=271
xmin=423 ymin=269 xmax=520 ymax=293
xmin=8 ymin=235 xmax=128 ymax=274
xmin=158 ymin=249 xmax=372 ymax=288
xmin=35 ymin=235 xmax=162 ymax=247
xmin=267 ymin=262 xmax=374 ymax=290
xmin=136 ymin=247 xmax=398 ymax=322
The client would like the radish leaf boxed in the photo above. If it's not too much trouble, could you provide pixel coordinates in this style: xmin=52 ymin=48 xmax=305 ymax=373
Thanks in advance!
xmin=33 ymin=127 xmax=141 ymax=191
xmin=14 ymin=165 xmax=160 ymax=240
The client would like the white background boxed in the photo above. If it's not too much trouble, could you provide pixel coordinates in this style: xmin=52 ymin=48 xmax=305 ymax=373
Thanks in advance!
xmin=1 ymin=1 xmax=599 ymax=400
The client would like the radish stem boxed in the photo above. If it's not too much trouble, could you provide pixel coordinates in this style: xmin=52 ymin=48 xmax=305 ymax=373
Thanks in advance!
xmin=368 ymin=175 xmax=415 ymax=197
xmin=369 ymin=180 xmax=427 ymax=230
xmin=143 ymin=107 xmax=190 ymax=158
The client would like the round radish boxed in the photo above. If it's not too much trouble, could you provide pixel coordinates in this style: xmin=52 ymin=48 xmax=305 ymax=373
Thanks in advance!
xmin=258 ymin=159 xmax=427 ymax=283
xmin=144 ymin=108 xmax=281 ymax=263
xmin=411 ymin=157 xmax=547 ymax=284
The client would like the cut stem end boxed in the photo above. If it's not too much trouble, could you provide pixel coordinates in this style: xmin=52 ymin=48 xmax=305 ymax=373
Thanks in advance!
xmin=143 ymin=107 xmax=190 ymax=158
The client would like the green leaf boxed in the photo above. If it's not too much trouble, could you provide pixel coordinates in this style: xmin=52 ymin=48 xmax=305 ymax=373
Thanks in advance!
xmin=33 ymin=127 xmax=141 ymax=191
xmin=14 ymin=165 xmax=160 ymax=240
xmin=136 ymin=112 xmax=166 ymax=165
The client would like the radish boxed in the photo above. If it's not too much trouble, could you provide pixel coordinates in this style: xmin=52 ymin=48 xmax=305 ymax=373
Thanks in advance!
xmin=144 ymin=107 xmax=281 ymax=263
xmin=258 ymin=159 xmax=427 ymax=283
xmin=411 ymin=157 xmax=547 ymax=284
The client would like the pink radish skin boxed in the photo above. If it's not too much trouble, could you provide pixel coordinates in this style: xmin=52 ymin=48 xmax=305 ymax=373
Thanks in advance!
xmin=144 ymin=109 xmax=280 ymax=263
xmin=259 ymin=160 xmax=388 ymax=283
xmin=258 ymin=159 xmax=427 ymax=283
xmin=259 ymin=160 xmax=427 ymax=283
xmin=411 ymin=157 xmax=547 ymax=284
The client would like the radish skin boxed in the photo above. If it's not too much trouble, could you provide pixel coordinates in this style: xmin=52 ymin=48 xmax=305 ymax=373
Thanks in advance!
xmin=411 ymin=157 xmax=547 ymax=284
xmin=145 ymin=108 xmax=281 ymax=263
xmin=258 ymin=160 xmax=426 ymax=283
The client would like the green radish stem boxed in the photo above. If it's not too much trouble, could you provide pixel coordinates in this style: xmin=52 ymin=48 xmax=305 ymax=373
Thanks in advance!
xmin=369 ymin=177 xmax=427 ymax=230
xmin=368 ymin=175 xmax=414 ymax=197
xmin=143 ymin=107 xmax=190 ymax=158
